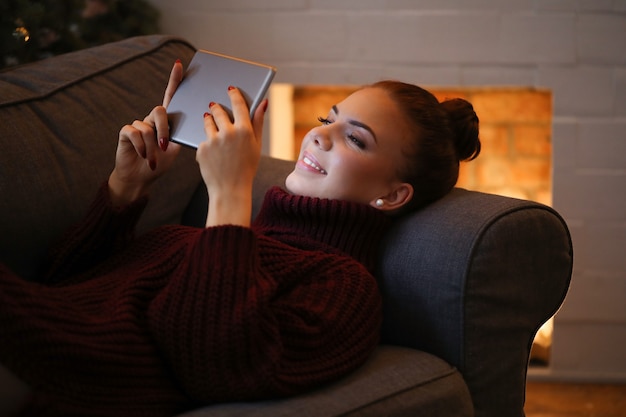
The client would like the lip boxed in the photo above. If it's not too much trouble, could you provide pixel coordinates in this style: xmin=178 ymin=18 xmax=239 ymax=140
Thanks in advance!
xmin=297 ymin=151 xmax=327 ymax=175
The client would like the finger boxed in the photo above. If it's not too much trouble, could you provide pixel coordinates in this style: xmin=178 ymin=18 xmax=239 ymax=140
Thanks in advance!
xmin=132 ymin=120 xmax=159 ymax=170
xmin=203 ymin=110 xmax=217 ymax=137
xmin=163 ymin=59 xmax=184 ymax=108
xmin=151 ymin=106 xmax=170 ymax=151
xmin=227 ymin=86 xmax=251 ymax=124
xmin=207 ymin=102 xmax=232 ymax=131
xmin=120 ymin=124 xmax=147 ymax=159
xmin=251 ymin=99 xmax=268 ymax=145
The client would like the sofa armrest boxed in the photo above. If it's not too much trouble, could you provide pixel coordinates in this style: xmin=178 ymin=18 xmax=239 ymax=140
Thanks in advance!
xmin=378 ymin=188 xmax=573 ymax=416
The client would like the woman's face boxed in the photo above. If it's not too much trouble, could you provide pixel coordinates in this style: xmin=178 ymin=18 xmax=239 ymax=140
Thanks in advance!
xmin=285 ymin=87 xmax=412 ymax=208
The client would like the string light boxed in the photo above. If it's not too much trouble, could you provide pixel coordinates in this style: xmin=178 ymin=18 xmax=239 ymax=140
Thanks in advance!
xmin=13 ymin=25 xmax=30 ymax=43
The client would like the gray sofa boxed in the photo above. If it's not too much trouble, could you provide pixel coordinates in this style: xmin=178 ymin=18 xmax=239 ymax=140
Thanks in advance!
xmin=0 ymin=35 xmax=573 ymax=416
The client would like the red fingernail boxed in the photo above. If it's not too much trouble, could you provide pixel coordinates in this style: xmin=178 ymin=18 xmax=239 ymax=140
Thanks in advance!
xmin=228 ymin=85 xmax=235 ymax=91
xmin=175 ymin=59 xmax=181 ymax=64
xmin=159 ymin=137 xmax=168 ymax=152
xmin=262 ymin=99 xmax=269 ymax=113
xmin=203 ymin=112 xmax=210 ymax=118
xmin=209 ymin=102 xmax=216 ymax=108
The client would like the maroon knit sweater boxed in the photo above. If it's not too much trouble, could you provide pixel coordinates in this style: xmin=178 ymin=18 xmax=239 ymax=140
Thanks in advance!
xmin=0 ymin=185 xmax=388 ymax=416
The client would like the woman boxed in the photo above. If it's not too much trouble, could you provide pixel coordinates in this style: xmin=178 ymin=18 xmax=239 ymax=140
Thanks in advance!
xmin=0 ymin=60 xmax=480 ymax=416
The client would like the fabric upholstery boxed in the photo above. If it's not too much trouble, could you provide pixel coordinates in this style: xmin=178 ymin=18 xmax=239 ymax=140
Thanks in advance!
xmin=0 ymin=34 xmax=573 ymax=417
xmin=179 ymin=346 xmax=473 ymax=417
xmin=378 ymin=189 xmax=573 ymax=416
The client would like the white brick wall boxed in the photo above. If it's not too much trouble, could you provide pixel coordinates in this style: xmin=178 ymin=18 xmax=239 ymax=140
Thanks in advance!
xmin=148 ymin=0 xmax=626 ymax=382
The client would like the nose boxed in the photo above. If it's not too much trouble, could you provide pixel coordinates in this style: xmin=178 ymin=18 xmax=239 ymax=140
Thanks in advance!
xmin=313 ymin=127 xmax=332 ymax=151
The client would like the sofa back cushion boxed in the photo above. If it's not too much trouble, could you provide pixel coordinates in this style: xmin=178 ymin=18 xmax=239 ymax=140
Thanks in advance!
xmin=0 ymin=35 xmax=200 ymax=279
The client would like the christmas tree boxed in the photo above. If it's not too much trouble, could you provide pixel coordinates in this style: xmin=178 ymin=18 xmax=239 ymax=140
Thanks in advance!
xmin=1 ymin=0 xmax=160 ymax=68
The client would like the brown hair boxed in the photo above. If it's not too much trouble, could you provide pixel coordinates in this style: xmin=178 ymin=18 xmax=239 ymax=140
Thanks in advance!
xmin=370 ymin=80 xmax=481 ymax=212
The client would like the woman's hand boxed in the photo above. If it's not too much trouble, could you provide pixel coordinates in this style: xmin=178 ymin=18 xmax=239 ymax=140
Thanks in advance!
xmin=197 ymin=87 xmax=267 ymax=227
xmin=108 ymin=60 xmax=184 ymax=206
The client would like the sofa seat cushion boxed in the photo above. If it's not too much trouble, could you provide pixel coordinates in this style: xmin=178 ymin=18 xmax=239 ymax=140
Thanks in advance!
xmin=179 ymin=345 xmax=473 ymax=417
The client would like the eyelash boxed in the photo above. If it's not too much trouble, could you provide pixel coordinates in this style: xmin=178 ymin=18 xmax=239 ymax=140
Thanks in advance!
xmin=317 ymin=116 xmax=366 ymax=149
xmin=317 ymin=116 xmax=331 ymax=125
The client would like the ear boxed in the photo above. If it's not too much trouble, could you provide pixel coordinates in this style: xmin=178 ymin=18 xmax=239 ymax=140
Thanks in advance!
xmin=370 ymin=183 xmax=414 ymax=211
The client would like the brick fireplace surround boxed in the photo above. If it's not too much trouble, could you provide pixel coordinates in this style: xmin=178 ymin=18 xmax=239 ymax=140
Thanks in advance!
xmin=150 ymin=0 xmax=625 ymax=383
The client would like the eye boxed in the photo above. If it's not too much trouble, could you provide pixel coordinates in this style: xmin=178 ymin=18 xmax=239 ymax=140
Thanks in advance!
xmin=317 ymin=116 xmax=332 ymax=125
xmin=348 ymin=134 xmax=366 ymax=149
xmin=318 ymin=116 xmax=366 ymax=149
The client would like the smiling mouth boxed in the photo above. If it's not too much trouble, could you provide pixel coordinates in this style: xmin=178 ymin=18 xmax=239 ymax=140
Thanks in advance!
xmin=302 ymin=155 xmax=327 ymax=175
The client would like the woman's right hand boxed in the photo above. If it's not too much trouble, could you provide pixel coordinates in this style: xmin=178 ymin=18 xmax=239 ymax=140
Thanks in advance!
xmin=197 ymin=87 xmax=267 ymax=228
xmin=108 ymin=60 xmax=184 ymax=206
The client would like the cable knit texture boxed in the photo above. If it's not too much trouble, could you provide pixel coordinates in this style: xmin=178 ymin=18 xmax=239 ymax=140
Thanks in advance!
xmin=0 ymin=185 xmax=388 ymax=416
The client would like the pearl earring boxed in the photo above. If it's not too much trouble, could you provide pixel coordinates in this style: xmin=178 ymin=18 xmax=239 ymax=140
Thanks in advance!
xmin=375 ymin=199 xmax=384 ymax=208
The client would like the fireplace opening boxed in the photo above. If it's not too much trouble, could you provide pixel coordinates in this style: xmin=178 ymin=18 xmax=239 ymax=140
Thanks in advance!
xmin=268 ymin=84 xmax=554 ymax=366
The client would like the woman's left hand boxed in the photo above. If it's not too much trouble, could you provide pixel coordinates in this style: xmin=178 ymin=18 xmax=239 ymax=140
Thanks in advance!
xmin=197 ymin=87 xmax=267 ymax=227
xmin=108 ymin=60 xmax=184 ymax=206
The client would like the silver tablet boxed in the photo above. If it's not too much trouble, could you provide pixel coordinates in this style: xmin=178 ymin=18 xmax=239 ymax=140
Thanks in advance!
xmin=167 ymin=50 xmax=276 ymax=148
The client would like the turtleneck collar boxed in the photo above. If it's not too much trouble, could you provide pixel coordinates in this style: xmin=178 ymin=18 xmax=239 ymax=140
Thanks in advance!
xmin=252 ymin=187 xmax=390 ymax=272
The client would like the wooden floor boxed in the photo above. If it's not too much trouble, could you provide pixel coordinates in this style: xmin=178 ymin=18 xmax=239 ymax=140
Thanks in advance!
xmin=524 ymin=381 xmax=626 ymax=417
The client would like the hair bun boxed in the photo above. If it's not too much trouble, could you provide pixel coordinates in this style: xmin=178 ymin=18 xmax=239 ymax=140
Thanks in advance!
xmin=440 ymin=98 xmax=481 ymax=161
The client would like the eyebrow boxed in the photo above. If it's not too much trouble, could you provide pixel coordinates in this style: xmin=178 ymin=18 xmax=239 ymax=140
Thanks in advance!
xmin=332 ymin=105 xmax=378 ymax=143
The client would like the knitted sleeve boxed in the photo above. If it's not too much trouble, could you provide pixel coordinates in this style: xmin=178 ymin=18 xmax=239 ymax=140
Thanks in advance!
xmin=40 ymin=183 xmax=147 ymax=284
xmin=147 ymin=226 xmax=382 ymax=403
